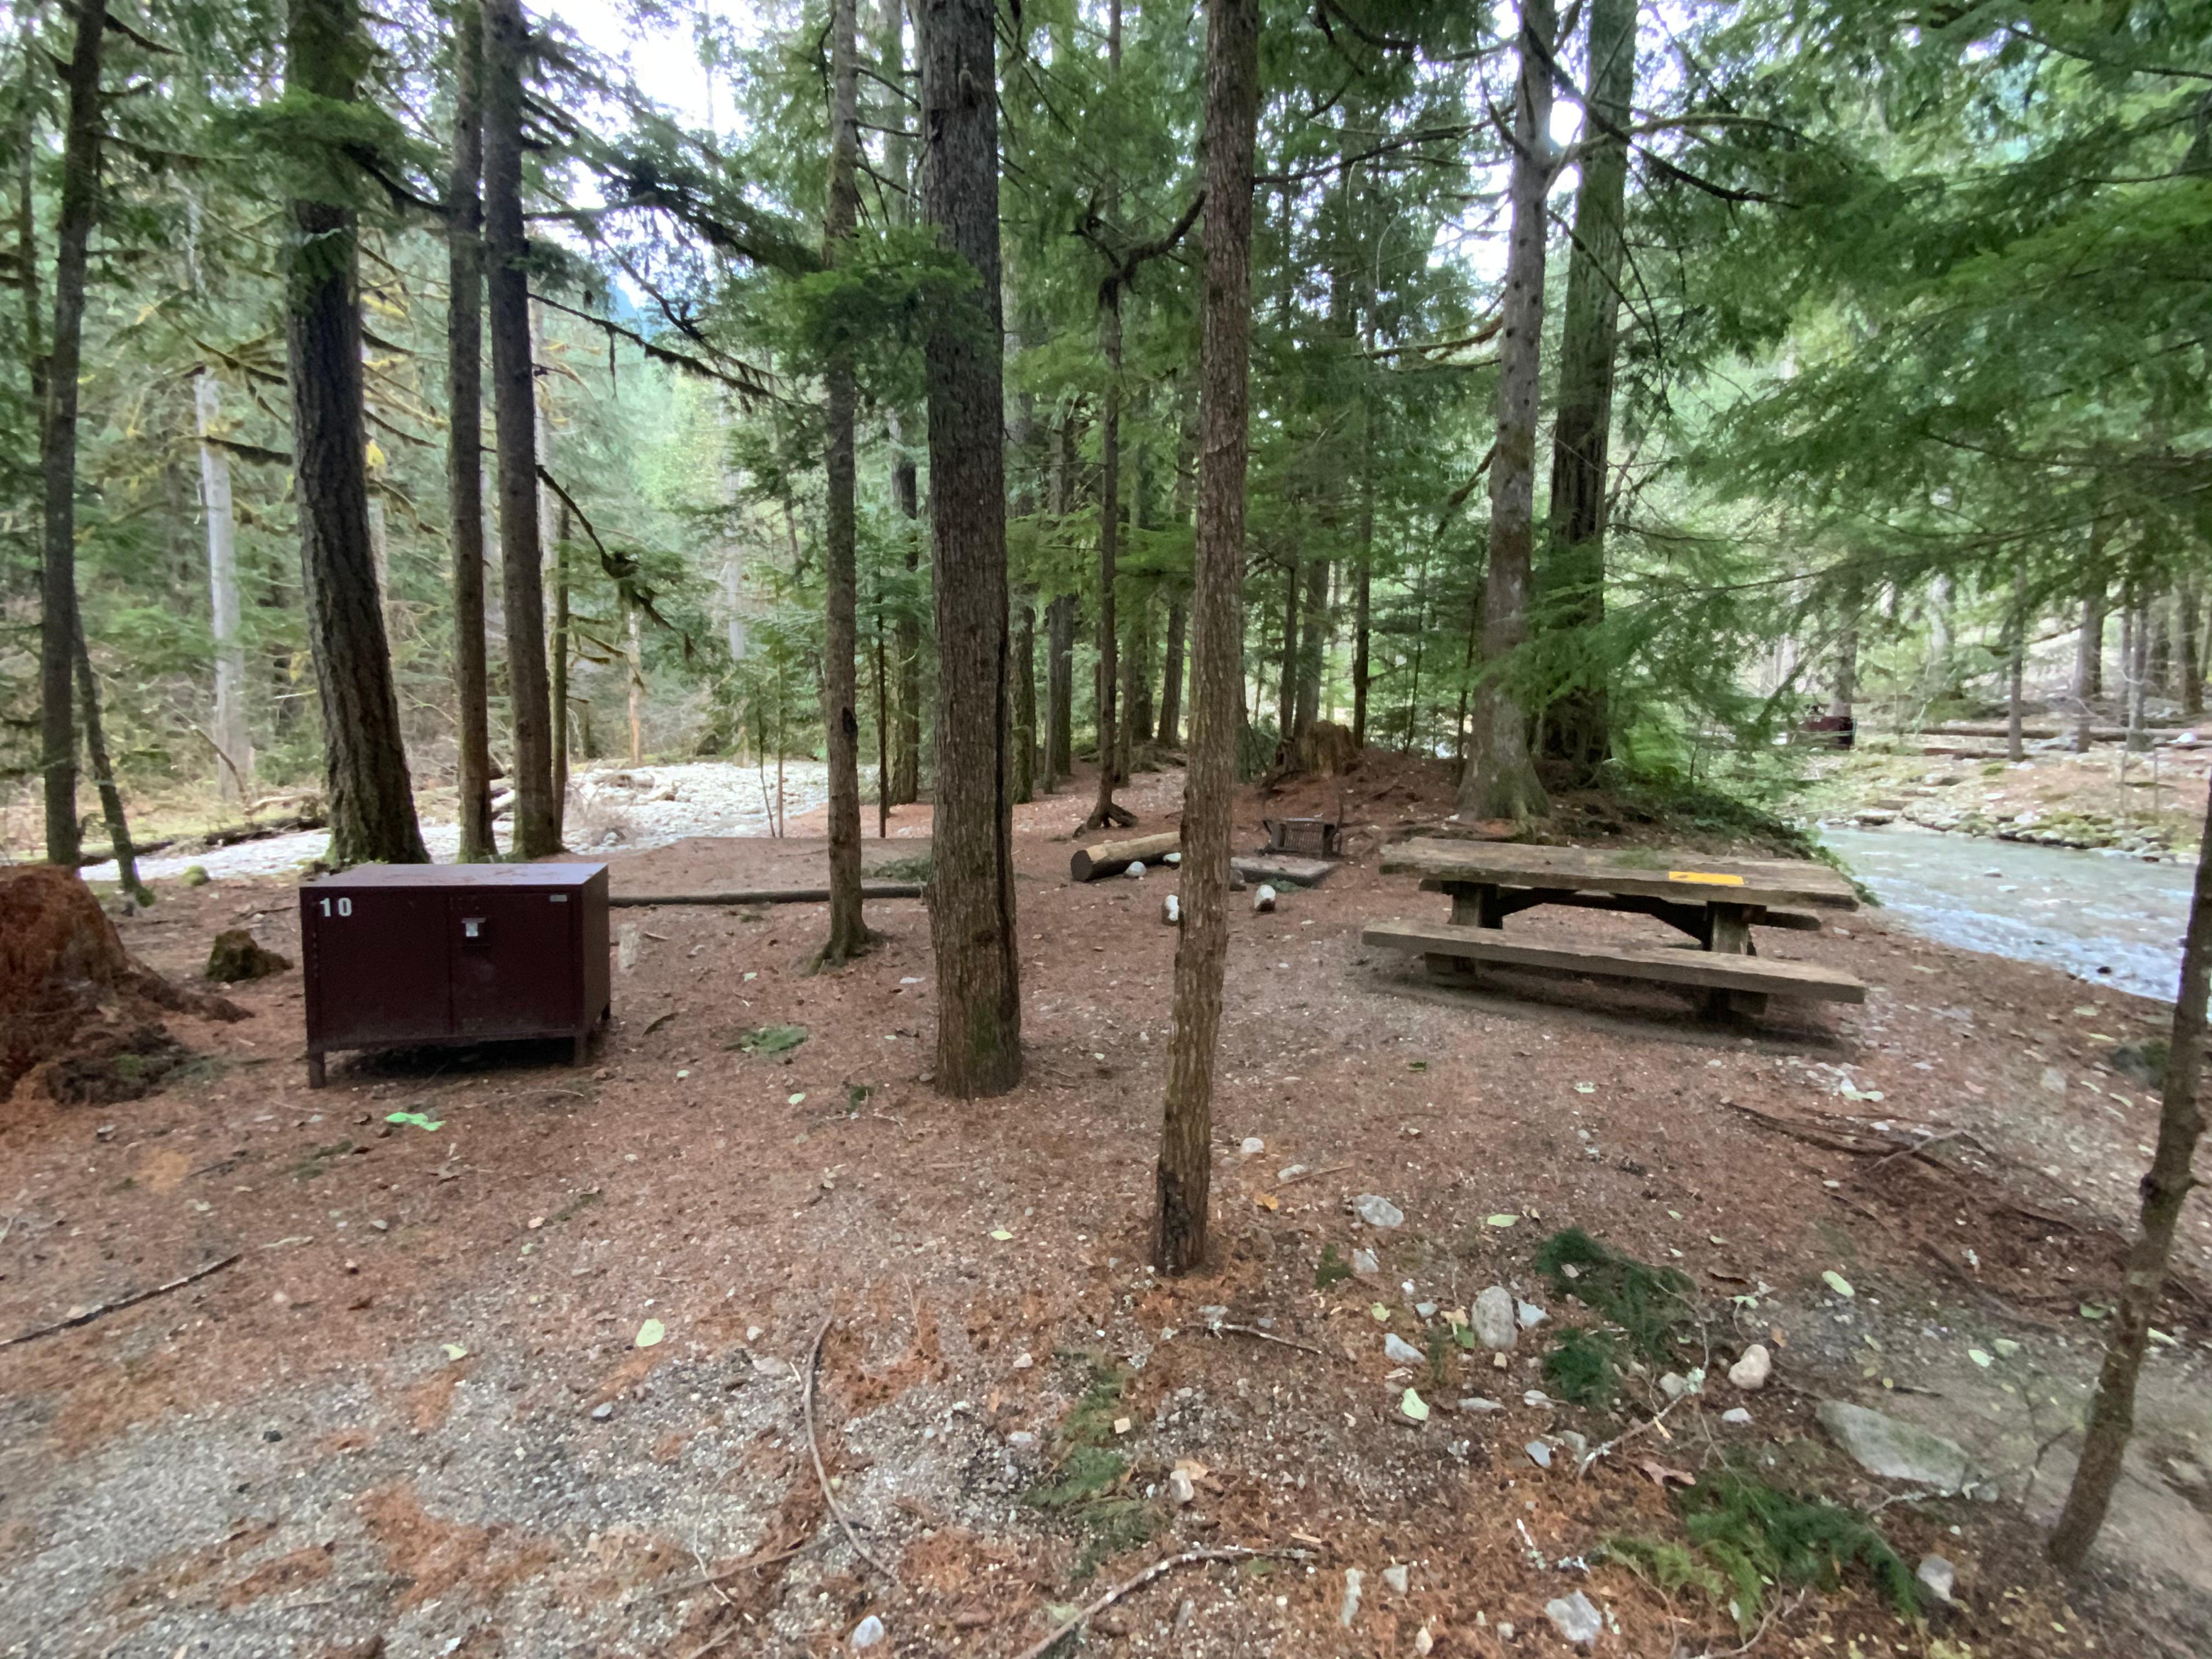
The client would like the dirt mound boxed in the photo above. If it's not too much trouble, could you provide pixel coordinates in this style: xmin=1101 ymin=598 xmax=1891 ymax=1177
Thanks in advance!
xmin=0 ymin=866 xmax=246 ymax=1105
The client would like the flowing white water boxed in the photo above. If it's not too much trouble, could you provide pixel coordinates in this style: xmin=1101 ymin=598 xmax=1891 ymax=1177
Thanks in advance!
xmin=1819 ymin=824 xmax=2194 ymax=1003
xmin=77 ymin=760 xmax=843 ymax=884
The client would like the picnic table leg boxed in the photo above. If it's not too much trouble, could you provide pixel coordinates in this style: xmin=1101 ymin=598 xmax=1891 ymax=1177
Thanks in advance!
xmin=1427 ymin=882 xmax=1503 ymax=984
xmin=1703 ymin=901 xmax=1767 ymax=1018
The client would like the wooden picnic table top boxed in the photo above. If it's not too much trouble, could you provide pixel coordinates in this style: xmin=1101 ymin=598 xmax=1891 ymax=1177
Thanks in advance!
xmin=1379 ymin=838 xmax=1861 ymax=912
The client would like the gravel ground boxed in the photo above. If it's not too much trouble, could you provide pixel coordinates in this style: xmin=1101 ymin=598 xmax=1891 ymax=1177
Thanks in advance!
xmin=76 ymin=761 xmax=842 ymax=884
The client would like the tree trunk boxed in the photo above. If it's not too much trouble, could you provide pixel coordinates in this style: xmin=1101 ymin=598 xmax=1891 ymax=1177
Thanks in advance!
xmin=484 ymin=0 xmax=560 ymax=856
xmin=447 ymin=0 xmax=494 ymax=861
xmin=73 ymin=617 xmax=145 ymax=899
xmin=1047 ymin=591 xmax=1075 ymax=786
xmin=1155 ymin=0 xmax=1258 ymax=1276
xmin=1351 ymin=437 xmax=1373 ymax=748
xmin=625 ymin=595 xmax=643 ymax=763
xmin=819 ymin=0 xmax=867 ymax=964
xmin=1127 ymin=586 xmax=1154 ymax=751
xmin=2007 ymin=563 xmax=2028 ymax=763
xmin=1828 ymin=620 xmax=1857 ymax=720
xmin=195 ymin=375 xmax=253 ymax=805
xmin=2082 ymin=579 xmax=2106 ymax=701
xmin=1013 ymin=589 xmax=1037 ymax=803
xmin=1539 ymin=0 xmax=1633 ymax=779
xmin=919 ymin=0 xmax=1020 ymax=1097
xmin=2073 ymin=584 xmax=2101 ymax=753
xmin=550 ymin=506 xmax=571 ymax=799
xmin=2127 ymin=596 xmax=2149 ymax=752
xmin=285 ymin=0 xmax=427 ymax=867
xmin=1277 ymin=558 xmax=1299 ymax=743
xmin=2179 ymin=579 xmax=2203 ymax=718
xmin=2047 ymin=773 xmax=2212 ymax=1570
xmin=1459 ymin=0 xmax=1555 ymax=826
xmin=1089 ymin=308 xmax=1125 ymax=827
xmin=1294 ymin=555 xmax=1328 ymax=742
xmin=1156 ymin=592 xmax=1186 ymax=747
xmin=890 ymin=427 xmax=922 ymax=804
xmin=39 ymin=0 xmax=110 ymax=866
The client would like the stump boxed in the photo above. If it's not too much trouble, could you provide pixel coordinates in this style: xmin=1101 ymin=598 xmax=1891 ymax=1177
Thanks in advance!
xmin=206 ymin=929 xmax=292 ymax=983
xmin=1 ymin=866 xmax=245 ymax=1105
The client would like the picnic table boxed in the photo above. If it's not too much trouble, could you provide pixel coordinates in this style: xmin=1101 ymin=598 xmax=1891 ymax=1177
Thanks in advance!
xmin=1365 ymin=839 xmax=1865 ymax=1017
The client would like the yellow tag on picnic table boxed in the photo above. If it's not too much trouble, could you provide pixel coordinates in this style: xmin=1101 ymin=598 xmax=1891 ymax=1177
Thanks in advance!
xmin=1667 ymin=870 xmax=1746 ymax=886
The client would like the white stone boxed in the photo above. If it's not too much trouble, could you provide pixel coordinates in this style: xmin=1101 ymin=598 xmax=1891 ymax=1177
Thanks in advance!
xmin=1472 ymin=1285 xmax=1517 ymax=1351
xmin=1525 ymin=1440 xmax=1553 ymax=1469
xmin=1353 ymin=1194 xmax=1405 ymax=1229
xmin=1339 ymin=1568 xmax=1364 ymax=1628
xmin=1384 ymin=1333 xmax=1424 ymax=1365
xmin=1382 ymin=1565 xmax=1410 ymax=1595
xmin=1351 ymin=1248 xmax=1380 ymax=1276
xmin=1254 ymin=884 xmax=1278 ymax=913
xmin=1161 ymin=894 xmax=1180 ymax=926
xmin=1516 ymin=1299 xmax=1548 ymax=1329
xmin=1917 ymin=1554 xmax=1956 ymax=1605
xmin=1167 ymin=1468 xmax=1197 ymax=1506
xmin=850 ymin=1615 xmax=886 ymax=1650
xmin=1722 ymin=1407 xmax=1753 ymax=1426
xmin=1728 ymin=1344 xmax=1773 ymax=1391
xmin=1240 ymin=1136 xmax=1265 ymax=1156
xmin=1545 ymin=1590 xmax=1602 ymax=1650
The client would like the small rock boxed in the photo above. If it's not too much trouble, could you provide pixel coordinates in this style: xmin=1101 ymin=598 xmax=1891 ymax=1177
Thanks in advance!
xmin=1161 ymin=894 xmax=1181 ymax=926
xmin=1516 ymin=1299 xmax=1548 ymax=1330
xmin=1817 ymin=1400 xmax=1972 ymax=1489
xmin=1353 ymin=1194 xmax=1405 ymax=1229
xmin=1414 ymin=1624 xmax=1434 ymax=1656
xmin=1458 ymin=1396 xmax=1503 ymax=1413
xmin=1253 ymin=884 xmax=1277 ymax=913
xmin=1007 ymin=1431 xmax=1038 ymax=1448
xmin=1525 ymin=1439 xmax=1553 ymax=1469
xmin=849 ymin=1614 xmax=886 ymax=1650
xmin=2040 ymin=1066 xmax=2068 ymax=1094
xmin=1166 ymin=1468 xmax=1197 ymax=1506
xmin=1660 ymin=1371 xmax=1694 ymax=1401
xmin=1012 ymin=1351 xmax=1034 ymax=1370
xmin=1384 ymin=1333 xmax=1424 ymax=1365
xmin=1124 ymin=861 xmax=1146 ymax=879
xmin=1728 ymin=1344 xmax=1773 ymax=1392
xmin=1174 ymin=1598 xmax=1194 ymax=1628
xmin=1339 ymin=1567 xmax=1364 ymax=1628
xmin=1917 ymin=1554 xmax=1956 ymax=1606
xmin=1545 ymin=1589 xmax=1602 ymax=1650
xmin=1414 ymin=1300 xmax=1437 ymax=1319
xmin=1722 ymin=1407 xmax=1753 ymax=1426
xmin=1240 ymin=1136 xmax=1265 ymax=1156
xmin=1497 ymin=1622 xmax=1515 ymax=1641
xmin=1523 ymin=1389 xmax=1552 ymax=1408
xmin=589 ymin=1402 xmax=613 ymax=1421
xmin=1382 ymin=1564 xmax=1410 ymax=1595
xmin=1351 ymin=1248 xmax=1380 ymax=1276
xmin=1472 ymin=1285 xmax=1517 ymax=1351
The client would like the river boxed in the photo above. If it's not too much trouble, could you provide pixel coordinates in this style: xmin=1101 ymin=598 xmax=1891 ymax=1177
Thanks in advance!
xmin=1817 ymin=825 xmax=2193 ymax=1003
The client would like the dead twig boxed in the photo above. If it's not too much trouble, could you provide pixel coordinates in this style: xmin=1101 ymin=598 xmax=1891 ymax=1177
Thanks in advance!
xmin=1577 ymin=1387 xmax=1700 ymax=1478
xmin=1273 ymin=1163 xmax=1351 ymax=1187
xmin=0 ymin=1254 xmax=241 ymax=1351
xmin=803 ymin=1314 xmax=899 ymax=1583
xmin=1203 ymin=1321 xmax=1335 ymax=1361
xmin=1008 ymin=1545 xmax=1306 ymax=1659
xmin=1694 ymin=1588 xmax=1806 ymax=1656
xmin=1852 ymin=1127 xmax=1974 ymax=1180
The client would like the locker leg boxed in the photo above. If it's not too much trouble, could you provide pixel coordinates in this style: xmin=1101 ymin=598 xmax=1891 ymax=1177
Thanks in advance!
xmin=307 ymin=1052 xmax=326 ymax=1090
xmin=571 ymin=1032 xmax=588 ymax=1067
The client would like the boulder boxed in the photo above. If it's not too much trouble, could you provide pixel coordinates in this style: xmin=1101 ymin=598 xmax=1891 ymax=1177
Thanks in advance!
xmin=1817 ymin=1401 xmax=1972 ymax=1489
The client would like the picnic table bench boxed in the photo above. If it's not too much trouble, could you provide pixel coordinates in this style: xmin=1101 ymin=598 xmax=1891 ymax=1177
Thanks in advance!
xmin=1365 ymin=839 xmax=1865 ymax=1017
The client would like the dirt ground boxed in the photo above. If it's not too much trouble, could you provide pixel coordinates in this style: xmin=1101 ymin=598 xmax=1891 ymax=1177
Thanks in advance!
xmin=2 ymin=756 xmax=2208 ymax=1659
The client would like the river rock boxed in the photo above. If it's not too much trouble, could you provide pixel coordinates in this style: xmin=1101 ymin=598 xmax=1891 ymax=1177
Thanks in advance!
xmin=1817 ymin=1400 xmax=1972 ymax=1488
xmin=1472 ymin=1285 xmax=1517 ymax=1351
xmin=1354 ymin=1194 xmax=1404 ymax=1229
xmin=1917 ymin=1554 xmax=1957 ymax=1605
xmin=1728 ymin=1343 xmax=1773 ymax=1391
xmin=1544 ymin=1590 xmax=1602 ymax=1650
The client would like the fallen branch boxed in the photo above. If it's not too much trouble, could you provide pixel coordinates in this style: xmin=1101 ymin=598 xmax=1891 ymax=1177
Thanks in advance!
xmin=0 ymin=1254 xmax=241 ymax=1351
xmin=1273 ymin=1163 xmax=1351 ymax=1188
xmin=803 ymin=1314 xmax=898 ymax=1582
xmin=1008 ymin=1545 xmax=1304 ymax=1659
xmin=1577 ymin=1387 xmax=1700 ymax=1479
xmin=1203 ymin=1322 xmax=1335 ymax=1361
xmin=610 ymin=884 xmax=923 ymax=907
xmin=1852 ymin=1127 xmax=1977 ymax=1180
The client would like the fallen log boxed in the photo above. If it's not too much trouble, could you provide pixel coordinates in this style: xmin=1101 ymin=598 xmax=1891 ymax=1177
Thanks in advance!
xmin=609 ymin=883 xmax=924 ymax=907
xmin=1070 ymin=831 xmax=1181 ymax=882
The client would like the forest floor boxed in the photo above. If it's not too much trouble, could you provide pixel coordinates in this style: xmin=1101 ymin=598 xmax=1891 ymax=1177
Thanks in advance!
xmin=2 ymin=754 xmax=2209 ymax=1659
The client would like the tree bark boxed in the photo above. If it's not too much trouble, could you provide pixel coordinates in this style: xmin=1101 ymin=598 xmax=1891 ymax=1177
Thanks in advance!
xmin=1294 ymin=555 xmax=1328 ymax=743
xmin=1351 ymin=444 xmax=1373 ymax=748
xmin=2081 ymin=580 xmax=2106 ymax=702
xmin=1277 ymin=558 xmax=1299 ymax=743
xmin=1046 ymin=592 xmax=1075 ymax=786
xmin=2047 ymin=769 xmax=2212 ymax=1571
xmin=1460 ymin=0 xmax=1556 ymax=825
xmin=39 ymin=0 xmax=110 ymax=866
xmin=1155 ymin=0 xmax=1259 ymax=1276
xmin=73 ymin=617 xmax=145 ymax=899
xmin=550 ymin=506 xmax=571 ymax=796
xmin=819 ymin=0 xmax=867 ymax=964
xmin=1539 ymin=0 xmax=1633 ymax=778
xmin=447 ymin=0 xmax=494 ymax=861
xmin=1828 ymin=619 xmax=1857 ymax=720
xmin=890 ymin=424 xmax=923 ymax=804
xmin=195 ymin=374 xmax=253 ymax=805
xmin=484 ymin=0 xmax=560 ymax=856
xmin=1013 ymin=589 xmax=1037 ymax=803
xmin=285 ymin=0 xmax=427 ymax=867
xmin=2179 ymin=578 xmax=2203 ymax=718
xmin=919 ymin=0 xmax=1020 ymax=1097
xmin=2007 ymin=563 xmax=2028 ymax=763
xmin=1156 ymin=592 xmax=1186 ymax=747
xmin=1088 ymin=297 xmax=1126 ymax=826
